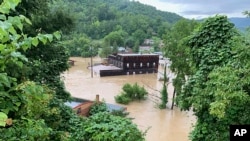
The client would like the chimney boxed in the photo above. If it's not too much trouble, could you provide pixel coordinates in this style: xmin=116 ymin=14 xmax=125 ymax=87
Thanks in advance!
xmin=96 ymin=94 xmax=100 ymax=103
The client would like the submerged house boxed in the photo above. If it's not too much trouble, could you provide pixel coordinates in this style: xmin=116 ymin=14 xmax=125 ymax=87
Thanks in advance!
xmin=65 ymin=95 xmax=126 ymax=116
xmin=99 ymin=54 xmax=159 ymax=77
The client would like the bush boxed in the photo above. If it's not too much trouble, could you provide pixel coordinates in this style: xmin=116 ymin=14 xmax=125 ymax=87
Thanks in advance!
xmin=89 ymin=101 xmax=108 ymax=116
xmin=115 ymin=93 xmax=132 ymax=104
xmin=83 ymin=112 xmax=145 ymax=141
xmin=115 ymin=83 xmax=148 ymax=104
xmin=111 ymin=110 xmax=129 ymax=117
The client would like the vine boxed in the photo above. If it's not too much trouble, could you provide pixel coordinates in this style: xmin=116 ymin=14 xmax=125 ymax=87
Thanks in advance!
xmin=176 ymin=15 xmax=250 ymax=141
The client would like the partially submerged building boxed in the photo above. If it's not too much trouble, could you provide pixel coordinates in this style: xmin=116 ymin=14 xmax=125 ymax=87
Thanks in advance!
xmin=99 ymin=54 xmax=159 ymax=77
xmin=65 ymin=95 xmax=126 ymax=116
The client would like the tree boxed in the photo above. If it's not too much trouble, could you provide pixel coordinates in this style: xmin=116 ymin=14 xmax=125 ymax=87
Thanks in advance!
xmin=83 ymin=102 xmax=145 ymax=140
xmin=115 ymin=83 xmax=148 ymax=104
xmin=125 ymin=36 xmax=135 ymax=48
xmin=63 ymin=33 xmax=91 ymax=56
xmin=83 ymin=112 xmax=146 ymax=141
xmin=157 ymin=22 xmax=171 ymax=38
xmin=112 ymin=41 xmax=118 ymax=54
xmin=132 ymin=29 xmax=146 ymax=44
xmin=100 ymin=41 xmax=112 ymax=58
xmin=152 ymin=36 xmax=161 ymax=52
xmin=243 ymin=10 xmax=250 ymax=17
xmin=133 ymin=40 xmax=140 ymax=53
xmin=163 ymin=19 xmax=198 ymax=105
xmin=177 ymin=15 xmax=249 ymax=141
xmin=0 ymin=1 xmax=147 ymax=140
xmin=0 ymin=0 xmax=67 ymax=139
xmin=13 ymin=0 xmax=75 ymax=101
xmin=159 ymin=65 xmax=168 ymax=109
xmin=104 ymin=30 xmax=128 ymax=47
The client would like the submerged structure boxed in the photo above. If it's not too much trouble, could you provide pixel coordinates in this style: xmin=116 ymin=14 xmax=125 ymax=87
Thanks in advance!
xmin=65 ymin=95 xmax=126 ymax=116
xmin=99 ymin=54 xmax=159 ymax=77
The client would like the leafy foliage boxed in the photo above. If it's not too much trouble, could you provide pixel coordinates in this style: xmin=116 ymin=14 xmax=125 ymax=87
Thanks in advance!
xmin=178 ymin=15 xmax=237 ymax=111
xmin=89 ymin=101 xmax=108 ymax=116
xmin=163 ymin=19 xmax=198 ymax=101
xmin=0 ymin=1 xmax=146 ymax=141
xmin=115 ymin=83 xmax=148 ymax=104
xmin=175 ymin=15 xmax=250 ymax=141
xmin=83 ymin=112 xmax=145 ymax=141
xmin=159 ymin=65 xmax=168 ymax=109
xmin=0 ymin=0 xmax=69 ymax=139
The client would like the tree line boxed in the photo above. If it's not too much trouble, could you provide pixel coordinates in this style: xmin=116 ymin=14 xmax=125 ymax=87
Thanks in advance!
xmin=60 ymin=0 xmax=183 ymax=57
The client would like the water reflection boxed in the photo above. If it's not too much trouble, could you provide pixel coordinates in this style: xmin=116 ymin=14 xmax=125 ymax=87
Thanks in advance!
xmin=62 ymin=57 xmax=195 ymax=141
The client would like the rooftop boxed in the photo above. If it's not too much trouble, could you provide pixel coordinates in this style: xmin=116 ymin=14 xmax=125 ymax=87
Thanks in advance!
xmin=118 ymin=54 xmax=159 ymax=56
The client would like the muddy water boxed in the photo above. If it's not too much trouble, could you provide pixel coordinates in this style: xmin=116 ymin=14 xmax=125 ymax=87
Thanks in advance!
xmin=62 ymin=57 xmax=195 ymax=141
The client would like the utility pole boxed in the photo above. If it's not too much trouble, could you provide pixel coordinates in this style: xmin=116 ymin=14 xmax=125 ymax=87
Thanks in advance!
xmin=171 ymin=88 xmax=176 ymax=110
xmin=90 ymin=46 xmax=93 ymax=78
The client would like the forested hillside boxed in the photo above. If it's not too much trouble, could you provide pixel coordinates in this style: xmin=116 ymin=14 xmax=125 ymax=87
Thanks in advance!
xmin=229 ymin=17 xmax=250 ymax=30
xmin=60 ymin=0 xmax=183 ymax=56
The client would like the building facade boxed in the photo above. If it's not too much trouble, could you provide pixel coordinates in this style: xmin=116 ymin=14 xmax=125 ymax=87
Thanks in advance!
xmin=100 ymin=54 xmax=159 ymax=76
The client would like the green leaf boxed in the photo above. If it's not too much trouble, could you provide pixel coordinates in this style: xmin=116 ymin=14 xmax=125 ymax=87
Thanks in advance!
xmin=37 ymin=34 xmax=47 ymax=45
xmin=0 ymin=112 xmax=7 ymax=127
xmin=0 ymin=0 xmax=21 ymax=14
xmin=8 ymin=26 xmax=16 ymax=35
xmin=19 ymin=15 xmax=32 ymax=25
xmin=7 ymin=16 xmax=23 ymax=31
xmin=0 ymin=14 xmax=6 ymax=20
xmin=0 ymin=44 xmax=6 ymax=51
xmin=32 ymin=37 xmax=39 ymax=46
xmin=53 ymin=31 xmax=61 ymax=40
xmin=0 ymin=73 xmax=11 ymax=88
xmin=44 ymin=34 xmax=53 ymax=42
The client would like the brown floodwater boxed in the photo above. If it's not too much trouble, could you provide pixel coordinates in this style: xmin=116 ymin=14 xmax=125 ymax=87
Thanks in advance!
xmin=62 ymin=57 xmax=195 ymax=141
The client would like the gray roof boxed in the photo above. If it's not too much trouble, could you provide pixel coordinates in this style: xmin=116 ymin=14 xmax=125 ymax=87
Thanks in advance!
xmin=118 ymin=54 xmax=159 ymax=57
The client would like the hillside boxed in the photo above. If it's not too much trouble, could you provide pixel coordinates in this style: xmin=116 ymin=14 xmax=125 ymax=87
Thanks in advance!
xmin=63 ymin=0 xmax=183 ymax=39
xmin=229 ymin=17 xmax=250 ymax=30
xmin=113 ymin=0 xmax=182 ymax=24
xmin=60 ymin=0 xmax=185 ymax=56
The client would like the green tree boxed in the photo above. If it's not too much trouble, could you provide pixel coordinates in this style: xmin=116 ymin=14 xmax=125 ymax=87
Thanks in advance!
xmin=112 ymin=41 xmax=118 ymax=54
xmin=8 ymin=0 xmax=75 ymax=101
xmin=104 ymin=29 xmax=128 ymax=47
xmin=0 ymin=1 xmax=146 ymax=141
xmin=177 ymin=15 xmax=249 ymax=141
xmin=125 ymin=36 xmax=135 ymax=48
xmin=163 ymin=19 xmax=198 ymax=103
xmin=83 ymin=112 xmax=146 ymax=141
xmin=243 ymin=10 xmax=250 ymax=17
xmin=63 ymin=33 xmax=91 ymax=56
xmin=115 ymin=83 xmax=148 ymax=104
xmin=0 ymin=0 xmax=67 ymax=139
xmin=100 ymin=41 xmax=112 ymax=58
xmin=157 ymin=22 xmax=171 ymax=38
xmin=159 ymin=65 xmax=168 ymax=109
xmin=132 ymin=29 xmax=146 ymax=44
xmin=133 ymin=40 xmax=140 ymax=53
xmin=152 ymin=36 xmax=161 ymax=52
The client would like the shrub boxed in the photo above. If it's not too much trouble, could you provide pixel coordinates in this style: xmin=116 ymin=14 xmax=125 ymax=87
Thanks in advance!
xmin=111 ymin=110 xmax=129 ymax=117
xmin=115 ymin=93 xmax=132 ymax=104
xmin=83 ymin=112 xmax=145 ymax=141
xmin=89 ymin=101 xmax=108 ymax=116
xmin=115 ymin=83 xmax=148 ymax=104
